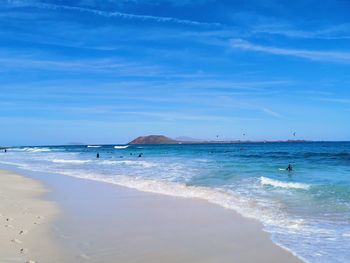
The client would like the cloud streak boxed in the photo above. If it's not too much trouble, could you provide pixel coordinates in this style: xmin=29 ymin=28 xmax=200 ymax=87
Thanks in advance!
xmin=0 ymin=56 xmax=163 ymax=76
xmin=123 ymin=111 xmax=236 ymax=122
xmin=318 ymin=98 xmax=350 ymax=104
xmin=252 ymin=24 xmax=350 ymax=40
xmin=231 ymin=39 xmax=350 ymax=63
xmin=8 ymin=1 xmax=221 ymax=27
xmin=260 ymin=107 xmax=283 ymax=118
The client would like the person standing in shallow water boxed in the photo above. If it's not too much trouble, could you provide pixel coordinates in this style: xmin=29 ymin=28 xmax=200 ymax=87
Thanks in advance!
xmin=96 ymin=153 xmax=100 ymax=159
xmin=286 ymin=164 xmax=293 ymax=172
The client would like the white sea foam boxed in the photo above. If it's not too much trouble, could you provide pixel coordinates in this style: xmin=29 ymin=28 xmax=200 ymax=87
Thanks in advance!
xmin=99 ymin=160 xmax=157 ymax=168
xmin=54 ymin=170 xmax=303 ymax=230
xmin=51 ymin=159 xmax=92 ymax=164
xmin=0 ymin=160 xmax=33 ymax=169
xmin=1 ymin=144 xmax=347 ymax=263
xmin=87 ymin=145 xmax=102 ymax=148
xmin=260 ymin=177 xmax=310 ymax=190
xmin=114 ymin=145 xmax=129 ymax=149
xmin=0 ymin=156 xmax=308 ymax=262
xmin=11 ymin=147 xmax=52 ymax=153
xmin=342 ymin=232 xmax=350 ymax=237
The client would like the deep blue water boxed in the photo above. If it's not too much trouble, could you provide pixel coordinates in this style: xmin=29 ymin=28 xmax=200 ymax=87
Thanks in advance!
xmin=1 ymin=142 xmax=349 ymax=262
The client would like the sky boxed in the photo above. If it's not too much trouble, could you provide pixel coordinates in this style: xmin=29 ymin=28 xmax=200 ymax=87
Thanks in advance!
xmin=1 ymin=0 xmax=350 ymax=145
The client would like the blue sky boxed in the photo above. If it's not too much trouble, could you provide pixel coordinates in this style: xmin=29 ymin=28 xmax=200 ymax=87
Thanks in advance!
xmin=1 ymin=0 xmax=350 ymax=145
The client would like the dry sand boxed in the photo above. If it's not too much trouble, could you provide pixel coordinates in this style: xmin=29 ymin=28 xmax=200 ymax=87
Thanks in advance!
xmin=0 ymin=170 xmax=60 ymax=263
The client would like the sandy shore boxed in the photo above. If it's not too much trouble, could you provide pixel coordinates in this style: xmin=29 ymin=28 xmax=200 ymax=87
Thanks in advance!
xmin=0 ymin=170 xmax=60 ymax=263
xmin=0 ymin=169 xmax=304 ymax=263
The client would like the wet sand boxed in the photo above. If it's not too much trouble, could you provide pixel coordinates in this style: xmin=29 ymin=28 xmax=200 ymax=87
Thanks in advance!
xmin=1 ymin=169 xmax=304 ymax=263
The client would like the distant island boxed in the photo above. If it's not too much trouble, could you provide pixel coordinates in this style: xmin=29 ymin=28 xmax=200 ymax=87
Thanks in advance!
xmin=128 ymin=135 xmax=307 ymax=145
xmin=128 ymin=135 xmax=178 ymax=144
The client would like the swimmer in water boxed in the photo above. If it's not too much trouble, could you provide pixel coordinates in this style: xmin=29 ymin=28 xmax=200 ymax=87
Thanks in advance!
xmin=286 ymin=164 xmax=293 ymax=172
xmin=96 ymin=153 xmax=100 ymax=159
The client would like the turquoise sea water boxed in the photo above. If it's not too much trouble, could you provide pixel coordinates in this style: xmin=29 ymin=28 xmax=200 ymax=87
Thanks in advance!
xmin=0 ymin=142 xmax=349 ymax=262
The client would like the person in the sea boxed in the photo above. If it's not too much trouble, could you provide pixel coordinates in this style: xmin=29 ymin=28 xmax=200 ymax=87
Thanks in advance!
xmin=286 ymin=164 xmax=293 ymax=172
xmin=138 ymin=153 xmax=143 ymax=158
xmin=96 ymin=153 xmax=100 ymax=159
xmin=4 ymin=149 xmax=7 ymax=153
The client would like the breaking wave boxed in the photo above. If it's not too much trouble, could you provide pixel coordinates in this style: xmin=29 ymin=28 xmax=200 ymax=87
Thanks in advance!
xmin=114 ymin=145 xmax=129 ymax=149
xmin=10 ymin=147 xmax=52 ymax=153
xmin=260 ymin=177 xmax=310 ymax=190
xmin=51 ymin=159 xmax=92 ymax=164
xmin=99 ymin=160 xmax=157 ymax=168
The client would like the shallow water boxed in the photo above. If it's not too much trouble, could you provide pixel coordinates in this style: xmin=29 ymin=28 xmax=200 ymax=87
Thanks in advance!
xmin=1 ymin=142 xmax=349 ymax=262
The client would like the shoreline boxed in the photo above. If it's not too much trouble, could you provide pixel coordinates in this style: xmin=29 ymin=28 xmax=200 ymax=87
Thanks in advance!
xmin=0 ymin=168 xmax=304 ymax=263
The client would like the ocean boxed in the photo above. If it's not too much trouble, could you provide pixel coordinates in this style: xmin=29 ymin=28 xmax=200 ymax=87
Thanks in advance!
xmin=0 ymin=142 xmax=349 ymax=262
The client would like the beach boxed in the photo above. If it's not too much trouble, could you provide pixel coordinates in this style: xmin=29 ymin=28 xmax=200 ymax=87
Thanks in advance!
xmin=0 ymin=170 xmax=60 ymax=263
xmin=0 ymin=168 xmax=303 ymax=263
xmin=3 ymin=0 xmax=350 ymax=261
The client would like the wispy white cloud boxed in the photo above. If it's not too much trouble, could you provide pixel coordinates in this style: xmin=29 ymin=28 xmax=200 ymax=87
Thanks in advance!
xmin=199 ymin=95 xmax=284 ymax=119
xmin=0 ymin=75 xmax=287 ymax=120
xmin=0 ymin=56 xmax=163 ymax=76
xmin=8 ymin=1 xmax=221 ymax=27
xmin=252 ymin=23 xmax=350 ymax=40
xmin=230 ymin=39 xmax=350 ymax=63
xmin=123 ymin=111 xmax=237 ymax=122
xmin=318 ymin=98 xmax=350 ymax=104
xmin=260 ymin=107 xmax=283 ymax=118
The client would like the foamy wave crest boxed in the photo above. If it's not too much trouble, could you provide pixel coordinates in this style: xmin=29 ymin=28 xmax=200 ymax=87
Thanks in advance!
xmin=99 ymin=160 xmax=157 ymax=168
xmin=11 ymin=147 xmax=52 ymax=153
xmin=114 ymin=145 xmax=129 ymax=149
xmin=260 ymin=177 xmax=310 ymax=190
xmin=87 ymin=145 xmax=102 ymax=148
xmin=51 ymin=159 xmax=92 ymax=164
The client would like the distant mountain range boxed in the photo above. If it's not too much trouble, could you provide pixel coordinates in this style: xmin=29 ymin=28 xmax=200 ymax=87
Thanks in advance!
xmin=128 ymin=135 xmax=307 ymax=145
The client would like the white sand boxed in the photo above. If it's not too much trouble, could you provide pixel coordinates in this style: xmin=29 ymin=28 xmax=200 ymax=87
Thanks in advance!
xmin=0 ymin=170 xmax=60 ymax=263
xmin=0 ymin=170 xmax=304 ymax=263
